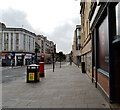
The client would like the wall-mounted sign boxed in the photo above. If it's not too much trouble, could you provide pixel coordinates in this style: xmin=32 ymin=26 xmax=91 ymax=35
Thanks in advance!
xmin=76 ymin=51 xmax=82 ymax=56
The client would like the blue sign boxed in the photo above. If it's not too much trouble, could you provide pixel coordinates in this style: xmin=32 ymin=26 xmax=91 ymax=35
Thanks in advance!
xmin=11 ymin=54 xmax=14 ymax=56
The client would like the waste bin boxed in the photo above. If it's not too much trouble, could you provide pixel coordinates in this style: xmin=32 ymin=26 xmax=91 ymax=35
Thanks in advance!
xmin=39 ymin=62 xmax=44 ymax=77
xmin=27 ymin=64 xmax=40 ymax=83
xmin=81 ymin=62 xmax=86 ymax=73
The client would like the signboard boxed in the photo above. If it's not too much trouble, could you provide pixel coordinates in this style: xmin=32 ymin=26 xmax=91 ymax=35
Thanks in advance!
xmin=75 ymin=51 xmax=81 ymax=56
xmin=98 ymin=16 xmax=109 ymax=72
xmin=25 ymin=54 xmax=32 ymax=59
xmin=29 ymin=73 xmax=34 ymax=81
xmin=25 ymin=56 xmax=31 ymax=59
xmin=26 ymin=54 xmax=32 ymax=56
xmin=18 ymin=57 xmax=22 ymax=59
xmin=15 ymin=53 xmax=22 ymax=56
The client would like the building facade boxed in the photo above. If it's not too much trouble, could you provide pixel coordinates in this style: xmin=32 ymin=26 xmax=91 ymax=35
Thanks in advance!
xmin=80 ymin=0 xmax=120 ymax=104
xmin=80 ymin=1 xmax=92 ymax=78
xmin=88 ymin=1 xmax=120 ymax=103
xmin=0 ymin=25 xmax=35 ymax=66
xmin=36 ymin=35 xmax=55 ymax=63
xmin=72 ymin=25 xmax=81 ymax=65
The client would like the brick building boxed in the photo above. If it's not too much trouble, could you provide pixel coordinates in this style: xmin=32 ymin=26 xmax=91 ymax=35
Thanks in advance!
xmin=36 ymin=35 xmax=55 ymax=63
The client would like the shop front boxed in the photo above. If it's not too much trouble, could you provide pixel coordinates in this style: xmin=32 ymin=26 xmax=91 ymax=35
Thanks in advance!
xmin=2 ymin=53 xmax=11 ymax=66
xmin=15 ymin=53 xmax=25 ymax=66
xmin=25 ymin=54 xmax=32 ymax=65
xmin=89 ymin=2 xmax=120 ymax=103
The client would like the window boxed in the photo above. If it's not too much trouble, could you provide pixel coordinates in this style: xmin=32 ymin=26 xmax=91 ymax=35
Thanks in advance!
xmin=77 ymin=29 xmax=80 ymax=38
xmin=23 ymin=34 xmax=25 ymax=50
xmin=98 ymin=16 xmax=109 ymax=73
xmin=29 ymin=37 xmax=30 ymax=51
xmin=33 ymin=38 xmax=34 ymax=49
xmin=11 ymin=33 xmax=13 ymax=51
xmin=116 ymin=3 xmax=120 ymax=36
xmin=16 ymin=46 xmax=19 ymax=51
xmin=16 ymin=33 xmax=19 ymax=44
xmin=86 ymin=52 xmax=92 ymax=76
xmin=16 ymin=33 xmax=19 ymax=51
xmin=4 ymin=33 xmax=8 ymax=50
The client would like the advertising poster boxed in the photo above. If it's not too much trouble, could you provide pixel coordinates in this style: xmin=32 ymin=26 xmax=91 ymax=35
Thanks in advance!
xmin=29 ymin=73 xmax=34 ymax=81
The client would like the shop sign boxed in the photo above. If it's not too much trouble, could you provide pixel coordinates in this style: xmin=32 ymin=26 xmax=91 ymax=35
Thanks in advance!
xmin=15 ymin=53 xmax=22 ymax=56
xmin=18 ymin=57 xmax=22 ymax=59
xmin=25 ymin=56 xmax=31 ymax=59
xmin=76 ymin=51 xmax=81 ymax=56
xmin=26 ymin=54 xmax=32 ymax=56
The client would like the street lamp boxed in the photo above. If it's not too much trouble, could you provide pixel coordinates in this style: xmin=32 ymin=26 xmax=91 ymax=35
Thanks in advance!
xmin=51 ymin=44 xmax=56 ymax=72
xmin=59 ymin=52 xmax=62 ymax=68
xmin=35 ymin=48 xmax=39 ymax=64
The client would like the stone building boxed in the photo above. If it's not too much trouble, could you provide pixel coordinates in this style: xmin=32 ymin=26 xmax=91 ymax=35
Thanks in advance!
xmin=80 ymin=1 xmax=92 ymax=78
xmin=88 ymin=1 xmax=120 ymax=103
xmin=72 ymin=25 xmax=81 ymax=65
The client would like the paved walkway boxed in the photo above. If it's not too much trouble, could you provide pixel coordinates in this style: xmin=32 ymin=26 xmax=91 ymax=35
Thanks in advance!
xmin=1 ymin=66 xmax=26 ymax=71
xmin=2 ymin=65 xmax=110 ymax=108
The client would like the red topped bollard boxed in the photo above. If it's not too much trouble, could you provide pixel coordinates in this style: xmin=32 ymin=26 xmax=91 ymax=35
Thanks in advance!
xmin=39 ymin=62 xmax=45 ymax=77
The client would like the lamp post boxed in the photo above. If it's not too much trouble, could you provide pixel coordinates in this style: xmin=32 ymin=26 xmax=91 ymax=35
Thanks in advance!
xmin=35 ymin=48 xmax=39 ymax=64
xmin=59 ymin=52 xmax=62 ymax=68
xmin=52 ymin=52 xmax=54 ymax=72
xmin=52 ymin=44 xmax=56 ymax=72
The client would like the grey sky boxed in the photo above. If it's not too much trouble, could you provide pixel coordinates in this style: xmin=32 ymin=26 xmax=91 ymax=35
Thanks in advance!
xmin=0 ymin=0 xmax=81 ymax=54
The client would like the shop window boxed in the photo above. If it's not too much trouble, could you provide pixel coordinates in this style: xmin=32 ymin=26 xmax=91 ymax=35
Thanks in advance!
xmin=98 ymin=16 xmax=109 ymax=73
xmin=86 ymin=52 xmax=92 ymax=76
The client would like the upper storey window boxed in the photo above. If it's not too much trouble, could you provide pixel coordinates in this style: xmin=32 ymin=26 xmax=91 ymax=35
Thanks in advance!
xmin=116 ymin=3 xmax=120 ymax=36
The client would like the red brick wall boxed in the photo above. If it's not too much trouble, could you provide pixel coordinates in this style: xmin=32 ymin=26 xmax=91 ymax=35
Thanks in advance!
xmin=97 ymin=72 xmax=109 ymax=96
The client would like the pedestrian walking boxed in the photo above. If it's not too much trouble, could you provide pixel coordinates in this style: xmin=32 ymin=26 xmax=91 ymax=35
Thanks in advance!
xmin=69 ymin=56 xmax=72 ymax=65
xmin=77 ymin=59 xmax=79 ymax=68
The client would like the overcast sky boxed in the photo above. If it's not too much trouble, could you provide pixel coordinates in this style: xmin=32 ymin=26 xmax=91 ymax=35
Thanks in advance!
xmin=0 ymin=0 xmax=81 ymax=54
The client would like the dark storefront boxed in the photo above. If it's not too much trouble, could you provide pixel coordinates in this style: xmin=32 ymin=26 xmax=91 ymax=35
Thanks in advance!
xmin=89 ymin=2 xmax=120 ymax=103
xmin=16 ymin=56 xmax=24 ymax=66
xmin=2 ymin=53 xmax=11 ymax=66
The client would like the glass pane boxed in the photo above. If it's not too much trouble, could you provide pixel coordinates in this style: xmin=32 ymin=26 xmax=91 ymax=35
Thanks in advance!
xmin=98 ymin=16 xmax=109 ymax=73
xmin=116 ymin=3 xmax=120 ymax=36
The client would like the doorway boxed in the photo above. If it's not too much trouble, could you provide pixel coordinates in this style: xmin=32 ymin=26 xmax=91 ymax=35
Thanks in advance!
xmin=114 ymin=41 xmax=120 ymax=102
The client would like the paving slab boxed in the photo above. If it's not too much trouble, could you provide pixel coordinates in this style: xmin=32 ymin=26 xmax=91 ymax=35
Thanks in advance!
xmin=2 ymin=65 xmax=111 ymax=108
